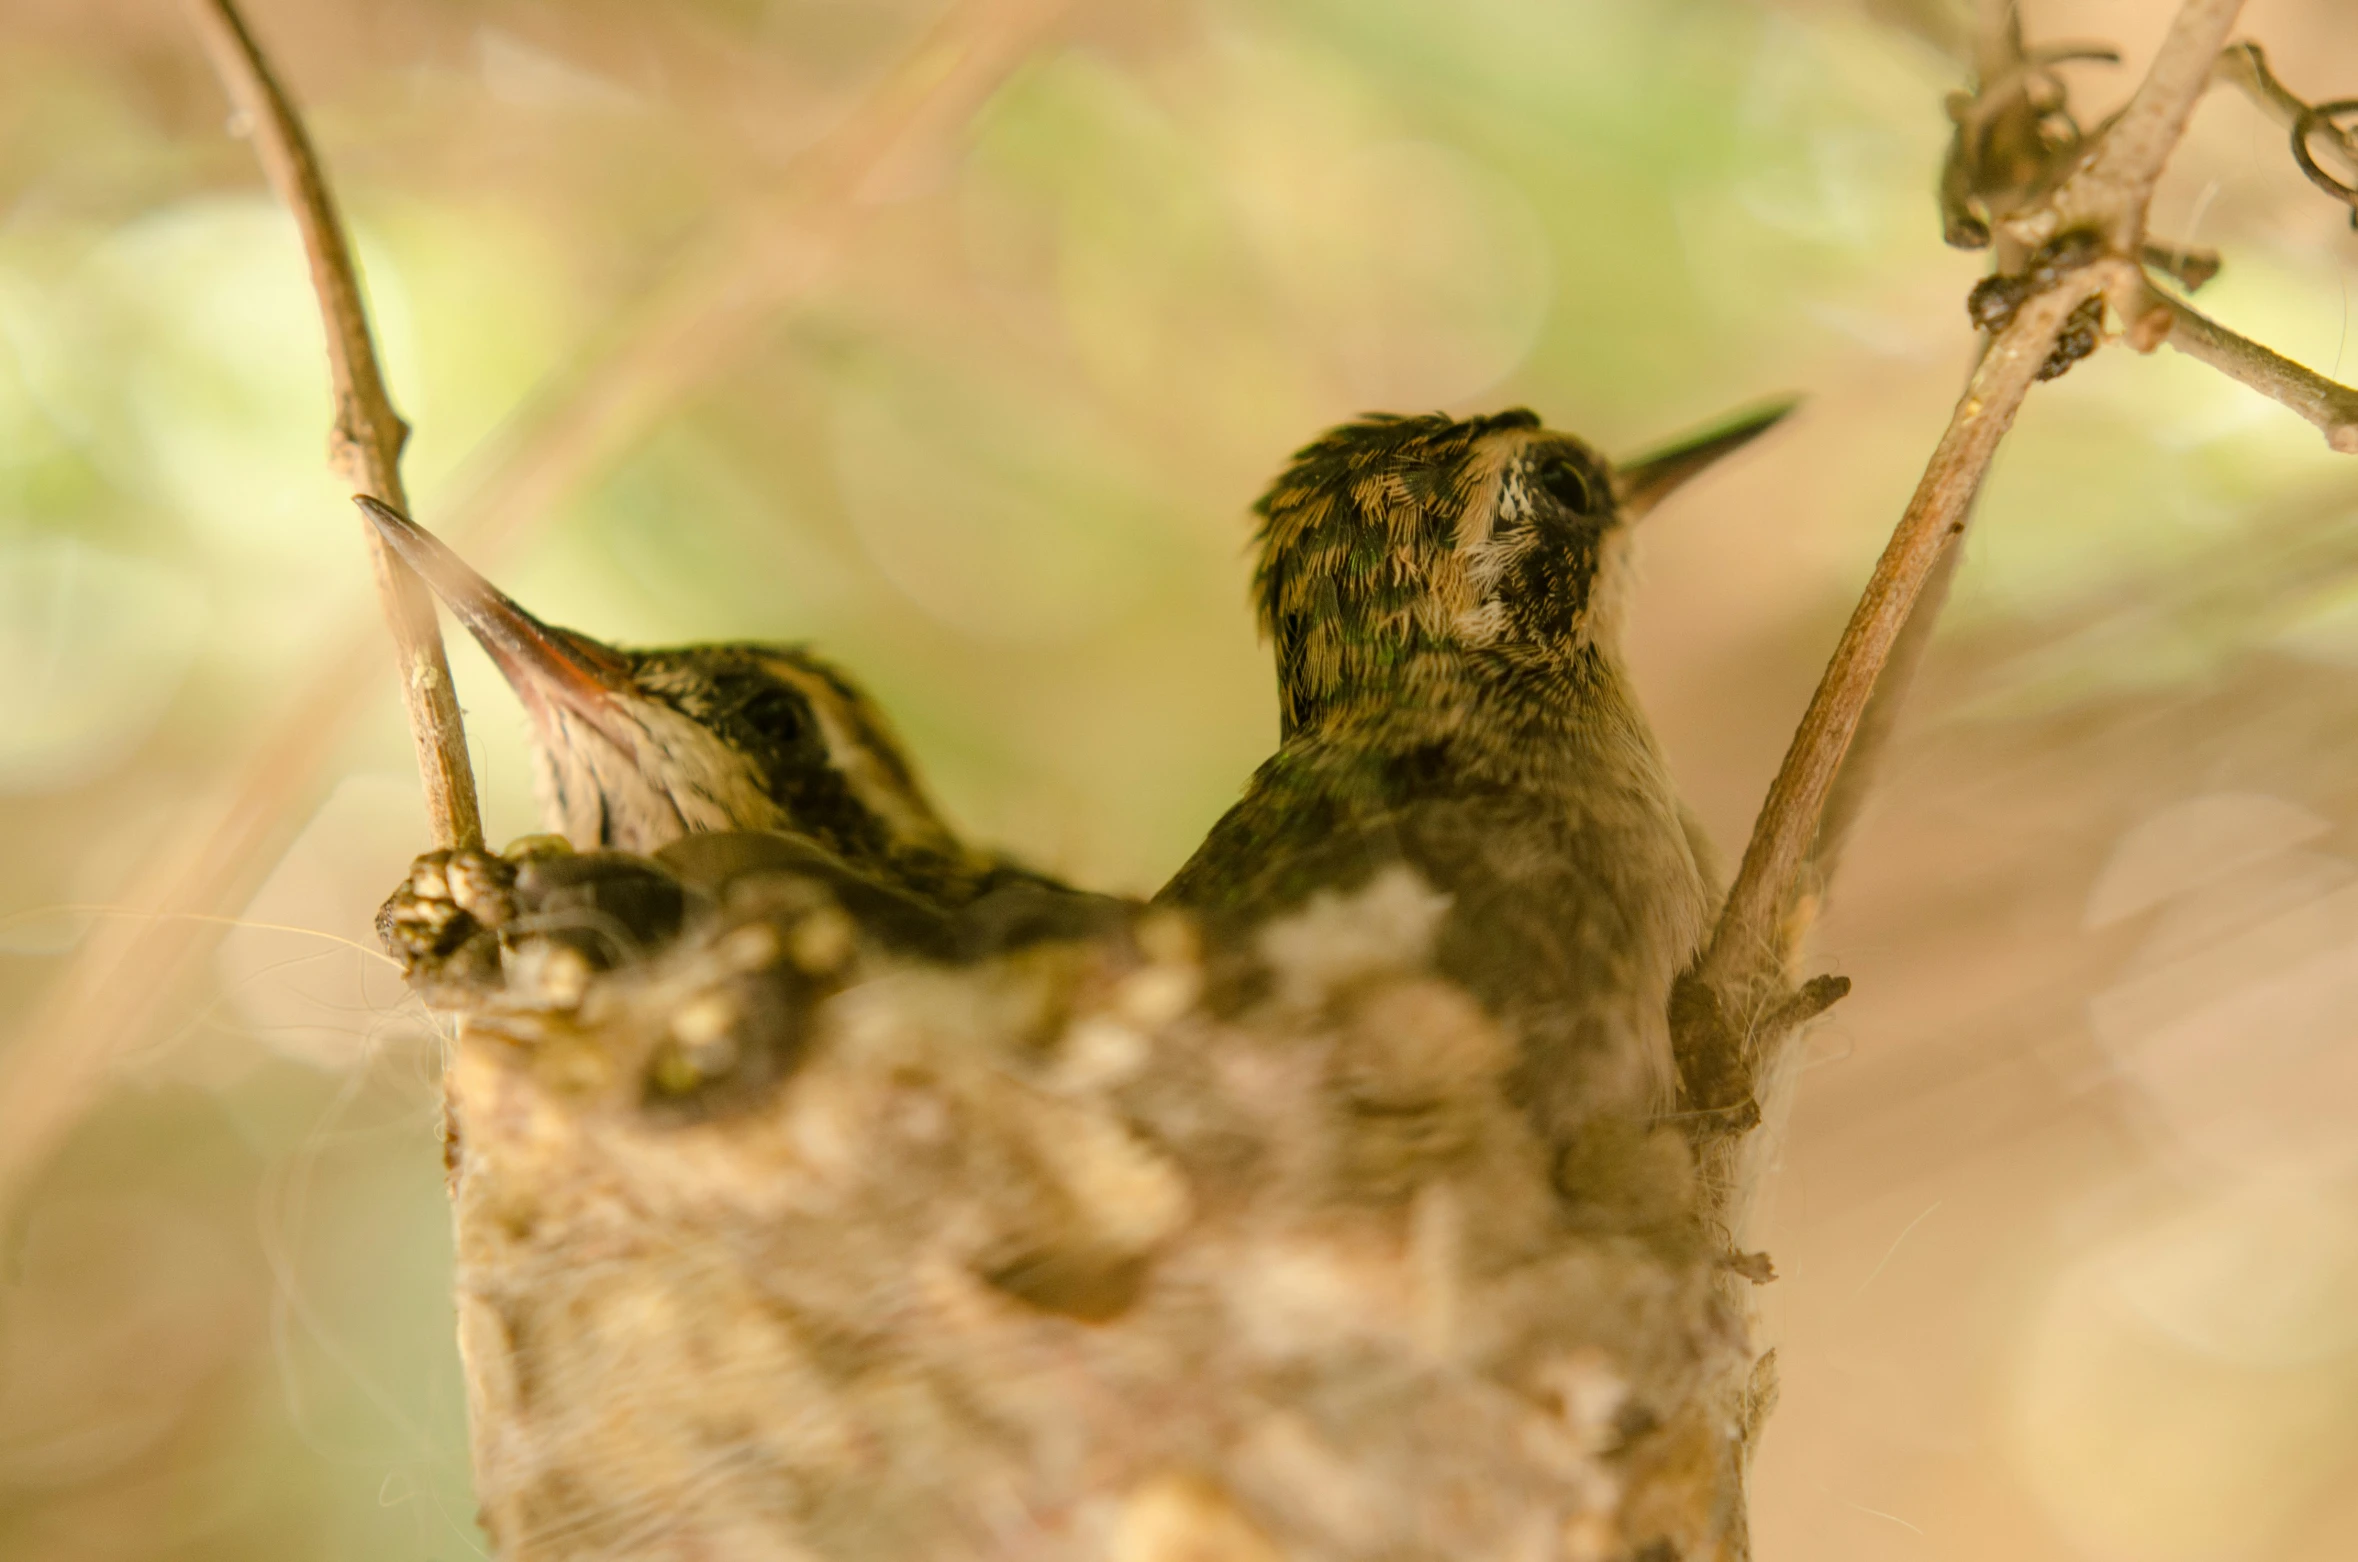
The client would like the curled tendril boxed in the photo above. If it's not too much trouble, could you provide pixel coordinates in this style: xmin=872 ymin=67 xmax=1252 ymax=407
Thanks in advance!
xmin=2291 ymin=99 xmax=2358 ymax=229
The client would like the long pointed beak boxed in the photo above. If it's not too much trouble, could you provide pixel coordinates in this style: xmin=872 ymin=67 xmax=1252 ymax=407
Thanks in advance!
xmin=1611 ymin=396 xmax=1799 ymax=521
xmin=355 ymin=495 xmax=635 ymax=723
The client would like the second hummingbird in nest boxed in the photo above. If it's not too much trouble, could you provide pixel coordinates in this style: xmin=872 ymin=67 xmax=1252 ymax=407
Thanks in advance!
xmin=360 ymin=497 xmax=1122 ymax=953
xmin=1159 ymin=401 xmax=1792 ymax=1142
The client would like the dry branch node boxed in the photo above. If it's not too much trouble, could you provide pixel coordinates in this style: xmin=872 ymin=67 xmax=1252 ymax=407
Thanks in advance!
xmin=1940 ymin=41 xmax=2119 ymax=248
xmin=1965 ymin=227 xmax=2115 ymax=379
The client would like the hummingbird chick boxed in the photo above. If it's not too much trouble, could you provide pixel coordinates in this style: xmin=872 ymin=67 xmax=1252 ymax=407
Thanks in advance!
xmin=358 ymin=498 xmax=1122 ymax=958
xmin=361 ymin=496 xmax=965 ymax=864
xmin=1159 ymin=401 xmax=1792 ymax=1143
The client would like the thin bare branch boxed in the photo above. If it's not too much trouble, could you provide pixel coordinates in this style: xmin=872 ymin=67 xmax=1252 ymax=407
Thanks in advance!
xmin=2013 ymin=0 xmax=2249 ymax=252
xmin=1690 ymin=0 xmax=2268 ymax=1136
xmin=2154 ymin=286 xmax=2358 ymax=452
xmin=1813 ymin=0 xmax=2035 ymax=904
xmin=1695 ymin=264 xmax=2121 ymax=1008
xmin=185 ymin=0 xmax=483 ymax=852
xmin=1809 ymin=537 xmax=1963 ymax=891
xmin=0 ymin=0 xmax=1069 ymax=1231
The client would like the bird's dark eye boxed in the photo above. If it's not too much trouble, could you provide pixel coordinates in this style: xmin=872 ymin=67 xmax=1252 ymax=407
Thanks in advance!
xmin=736 ymin=683 xmax=807 ymax=743
xmin=1534 ymin=453 xmax=1598 ymax=515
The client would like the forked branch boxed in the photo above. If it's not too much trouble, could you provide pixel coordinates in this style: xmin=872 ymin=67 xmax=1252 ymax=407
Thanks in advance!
xmin=1683 ymin=0 xmax=2292 ymax=1129
xmin=2012 ymin=0 xmax=2248 ymax=253
xmin=186 ymin=0 xmax=483 ymax=850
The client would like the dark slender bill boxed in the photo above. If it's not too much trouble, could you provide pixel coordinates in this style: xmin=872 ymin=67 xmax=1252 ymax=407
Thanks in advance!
xmin=1613 ymin=397 xmax=1800 ymax=520
xmin=354 ymin=494 xmax=632 ymax=718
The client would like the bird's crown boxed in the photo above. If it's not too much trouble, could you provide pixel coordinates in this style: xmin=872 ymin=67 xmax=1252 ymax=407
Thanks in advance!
xmin=1253 ymin=408 xmax=1624 ymax=738
xmin=1251 ymin=398 xmax=1795 ymax=738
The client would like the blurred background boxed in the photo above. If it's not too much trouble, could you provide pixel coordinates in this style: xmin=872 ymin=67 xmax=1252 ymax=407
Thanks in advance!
xmin=0 ymin=0 xmax=2354 ymax=1556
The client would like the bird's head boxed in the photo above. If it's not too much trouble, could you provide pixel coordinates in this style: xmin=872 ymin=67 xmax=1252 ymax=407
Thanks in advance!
xmin=1253 ymin=400 xmax=1793 ymax=737
xmin=359 ymin=497 xmax=967 ymax=864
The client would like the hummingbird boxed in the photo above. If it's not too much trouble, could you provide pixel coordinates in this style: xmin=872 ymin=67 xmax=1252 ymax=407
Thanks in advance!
xmin=359 ymin=497 xmax=1125 ymax=954
xmin=1157 ymin=401 xmax=1793 ymax=1144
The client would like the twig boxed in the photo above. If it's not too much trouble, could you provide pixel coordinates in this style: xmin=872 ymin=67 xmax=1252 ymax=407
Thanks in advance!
xmin=2140 ymin=239 xmax=2219 ymax=290
xmin=1804 ymin=0 xmax=2256 ymax=919
xmin=1939 ymin=0 xmax=2116 ymax=258
xmin=2214 ymin=41 xmax=2358 ymax=184
xmin=2011 ymin=0 xmax=2249 ymax=253
xmin=2152 ymin=286 xmax=2358 ymax=451
xmin=1687 ymin=0 xmax=2258 ymax=1128
xmin=185 ymin=0 xmax=483 ymax=852
xmin=2120 ymin=31 xmax=2358 ymax=452
xmin=1809 ymin=538 xmax=1963 ymax=891
xmin=0 ymin=0 xmax=1068 ymax=1232
xmin=1815 ymin=0 xmax=2033 ymax=900
xmin=1675 ymin=271 xmax=2125 ymax=1147
xmin=1693 ymin=265 xmax=2121 ymax=1007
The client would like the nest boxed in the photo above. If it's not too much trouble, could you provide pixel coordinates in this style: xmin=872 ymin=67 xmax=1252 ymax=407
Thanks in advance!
xmin=388 ymin=838 xmax=1765 ymax=1561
